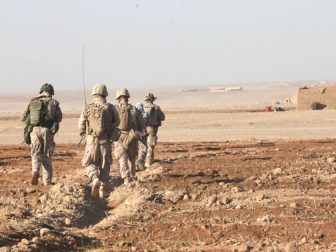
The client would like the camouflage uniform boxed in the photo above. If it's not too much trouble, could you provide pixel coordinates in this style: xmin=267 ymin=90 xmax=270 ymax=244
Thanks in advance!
xmin=22 ymin=84 xmax=62 ymax=185
xmin=135 ymin=103 xmax=149 ymax=171
xmin=139 ymin=93 xmax=165 ymax=167
xmin=114 ymin=89 xmax=145 ymax=183
xmin=78 ymin=84 xmax=119 ymax=198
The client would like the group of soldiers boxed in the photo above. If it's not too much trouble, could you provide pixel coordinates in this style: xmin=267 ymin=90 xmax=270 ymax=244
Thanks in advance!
xmin=22 ymin=83 xmax=165 ymax=198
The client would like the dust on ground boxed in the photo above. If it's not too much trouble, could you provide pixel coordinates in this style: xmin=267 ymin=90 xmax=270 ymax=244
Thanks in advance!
xmin=0 ymin=140 xmax=336 ymax=251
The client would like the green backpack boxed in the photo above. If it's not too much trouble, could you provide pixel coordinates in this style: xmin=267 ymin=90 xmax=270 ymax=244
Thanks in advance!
xmin=28 ymin=98 xmax=51 ymax=126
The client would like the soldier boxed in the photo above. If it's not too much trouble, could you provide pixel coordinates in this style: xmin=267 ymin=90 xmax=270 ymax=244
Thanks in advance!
xmin=114 ymin=88 xmax=146 ymax=185
xmin=78 ymin=84 xmax=119 ymax=198
xmin=135 ymin=102 xmax=149 ymax=171
xmin=142 ymin=93 xmax=165 ymax=168
xmin=22 ymin=83 xmax=62 ymax=185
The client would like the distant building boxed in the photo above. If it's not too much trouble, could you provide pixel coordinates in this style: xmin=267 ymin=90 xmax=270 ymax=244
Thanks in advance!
xmin=209 ymin=86 xmax=243 ymax=92
xmin=297 ymin=85 xmax=336 ymax=110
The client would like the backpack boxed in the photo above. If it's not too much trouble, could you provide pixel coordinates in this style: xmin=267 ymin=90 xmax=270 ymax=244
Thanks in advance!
xmin=28 ymin=98 xmax=51 ymax=127
xmin=86 ymin=103 xmax=108 ymax=137
xmin=144 ymin=103 xmax=160 ymax=126
xmin=116 ymin=105 xmax=134 ymax=131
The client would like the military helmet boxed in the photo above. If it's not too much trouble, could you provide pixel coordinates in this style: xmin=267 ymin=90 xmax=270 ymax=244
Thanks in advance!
xmin=92 ymin=84 xmax=108 ymax=97
xmin=145 ymin=92 xmax=156 ymax=101
xmin=115 ymin=88 xmax=130 ymax=100
xmin=40 ymin=83 xmax=54 ymax=95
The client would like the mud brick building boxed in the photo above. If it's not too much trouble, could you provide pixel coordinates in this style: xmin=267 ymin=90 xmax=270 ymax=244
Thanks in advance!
xmin=297 ymin=85 xmax=336 ymax=110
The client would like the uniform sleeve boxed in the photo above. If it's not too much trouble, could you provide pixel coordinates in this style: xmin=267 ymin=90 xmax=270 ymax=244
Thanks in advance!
xmin=21 ymin=105 xmax=30 ymax=122
xmin=109 ymin=105 xmax=121 ymax=141
xmin=111 ymin=105 xmax=120 ymax=129
xmin=78 ymin=111 xmax=87 ymax=135
xmin=156 ymin=106 xmax=165 ymax=121
xmin=55 ymin=102 xmax=63 ymax=123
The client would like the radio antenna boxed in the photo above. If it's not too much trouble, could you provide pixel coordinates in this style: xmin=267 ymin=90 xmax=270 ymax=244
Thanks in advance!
xmin=82 ymin=43 xmax=87 ymax=105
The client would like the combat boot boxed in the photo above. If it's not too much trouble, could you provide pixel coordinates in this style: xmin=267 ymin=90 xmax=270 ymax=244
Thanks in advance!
xmin=99 ymin=182 xmax=108 ymax=199
xmin=91 ymin=177 xmax=101 ymax=198
xmin=31 ymin=171 xmax=39 ymax=185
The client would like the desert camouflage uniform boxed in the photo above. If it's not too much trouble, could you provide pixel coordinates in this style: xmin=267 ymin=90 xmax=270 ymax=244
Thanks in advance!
xmin=78 ymin=96 xmax=119 ymax=187
xmin=139 ymin=100 xmax=165 ymax=166
xmin=22 ymin=92 xmax=62 ymax=185
xmin=114 ymin=104 xmax=145 ymax=180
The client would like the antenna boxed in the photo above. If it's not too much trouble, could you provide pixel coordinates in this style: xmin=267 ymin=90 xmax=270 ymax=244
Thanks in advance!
xmin=82 ymin=43 xmax=87 ymax=105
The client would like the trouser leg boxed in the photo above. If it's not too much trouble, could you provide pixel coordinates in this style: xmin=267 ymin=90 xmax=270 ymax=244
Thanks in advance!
xmin=32 ymin=155 xmax=42 ymax=173
xmin=114 ymin=139 xmax=130 ymax=179
xmin=136 ymin=142 xmax=147 ymax=170
xmin=128 ymin=141 xmax=138 ymax=178
xmin=100 ymin=143 xmax=112 ymax=184
xmin=41 ymin=155 xmax=53 ymax=185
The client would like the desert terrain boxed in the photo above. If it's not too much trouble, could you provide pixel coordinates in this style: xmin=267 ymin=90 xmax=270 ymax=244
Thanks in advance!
xmin=1 ymin=83 xmax=336 ymax=251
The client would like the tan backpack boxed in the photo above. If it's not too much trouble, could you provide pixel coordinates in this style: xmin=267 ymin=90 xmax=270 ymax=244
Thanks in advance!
xmin=116 ymin=104 xmax=133 ymax=131
xmin=85 ymin=103 xmax=109 ymax=137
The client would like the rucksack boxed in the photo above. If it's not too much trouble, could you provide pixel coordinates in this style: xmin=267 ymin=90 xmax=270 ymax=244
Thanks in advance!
xmin=116 ymin=104 xmax=134 ymax=131
xmin=86 ymin=103 xmax=108 ymax=137
xmin=28 ymin=98 xmax=51 ymax=127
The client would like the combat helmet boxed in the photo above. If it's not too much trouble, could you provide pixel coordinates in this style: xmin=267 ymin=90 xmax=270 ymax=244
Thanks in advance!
xmin=145 ymin=92 xmax=156 ymax=102
xmin=92 ymin=84 xmax=108 ymax=97
xmin=115 ymin=88 xmax=130 ymax=100
xmin=40 ymin=83 xmax=54 ymax=95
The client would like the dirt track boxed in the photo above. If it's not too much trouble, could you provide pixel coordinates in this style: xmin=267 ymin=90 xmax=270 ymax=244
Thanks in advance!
xmin=0 ymin=140 xmax=336 ymax=251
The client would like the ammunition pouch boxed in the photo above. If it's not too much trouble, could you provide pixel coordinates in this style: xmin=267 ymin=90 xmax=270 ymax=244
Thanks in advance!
xmin=122 ymin=129 xmax=139 ymax=149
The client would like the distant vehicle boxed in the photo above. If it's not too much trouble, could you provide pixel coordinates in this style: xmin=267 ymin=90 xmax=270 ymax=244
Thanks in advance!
xmin=209 ymin=86 xmax=243 ymax=92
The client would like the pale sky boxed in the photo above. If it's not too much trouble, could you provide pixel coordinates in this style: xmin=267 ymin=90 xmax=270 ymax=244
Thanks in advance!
xmin=0 ymin=0 xmax=335 ymax=92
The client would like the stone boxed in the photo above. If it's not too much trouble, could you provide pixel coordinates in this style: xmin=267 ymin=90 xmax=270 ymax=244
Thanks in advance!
xmin=327 ymin=157 xmax=336 ymax=164
xmin=21 ymin=239 xmax=29 ymax=245
xmin=235 ymin=204 xmax=244 ymax=209
xmin=272 ymin=168 xmax=282 ymax=175
xmin=131 ymin=246 xmax=137 ymax=251
xmin=300 ymin=237 xmax=307 ymax=244
xmin=289 ymin=202 xmax=298 ymax=208
xmin=183 ymin=194 xmax=189 ymax=201
xmin=231 ymin=186 xmax=241 ymax=193
xmin=31 ymin=237 xmax=40 ymax=243
xmin=65 ymin=218 xmax=72 ymax=226
xmin=25 ymin=187 xmax=36 ymax=194
xmin=40 ymin=228 xmax=51 ymax=237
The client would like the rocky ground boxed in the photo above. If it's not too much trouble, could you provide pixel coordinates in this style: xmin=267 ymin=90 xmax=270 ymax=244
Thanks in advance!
xmin=0 ymin=140 xmax=336 ymax=251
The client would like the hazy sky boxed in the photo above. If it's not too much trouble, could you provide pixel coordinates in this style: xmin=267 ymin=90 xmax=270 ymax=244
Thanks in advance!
xmin=0 ymin=0 xmax=336 ymax=92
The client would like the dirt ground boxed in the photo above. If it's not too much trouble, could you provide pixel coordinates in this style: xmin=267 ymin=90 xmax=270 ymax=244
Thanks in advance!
xmin=0 ymin=139 xmax=336 ymax=251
